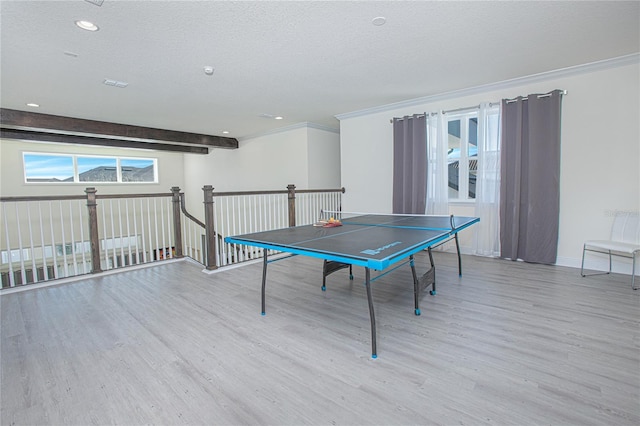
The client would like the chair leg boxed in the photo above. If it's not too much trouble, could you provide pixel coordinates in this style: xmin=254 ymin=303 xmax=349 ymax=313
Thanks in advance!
xmin=632 ymin=254 xmax=638 ymax=290
xmin=581 ymin=245 xmax=612 ymax=277
xmin=609 ymin=250 xmax=613 ymax=274
xmin=582 ymin=246 xmax=639 ymax=290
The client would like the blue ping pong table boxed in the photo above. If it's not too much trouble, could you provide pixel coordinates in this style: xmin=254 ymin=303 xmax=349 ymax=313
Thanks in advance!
xmin=224 ymin=213 xmax=479 ymax=358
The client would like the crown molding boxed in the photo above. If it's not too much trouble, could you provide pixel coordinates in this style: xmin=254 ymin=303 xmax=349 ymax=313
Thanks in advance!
xmin=335 ymin=53 xmax=640 ymax=121
xmin=237 ymin=122 xmax=339 ymax=142
xmin=306 ymin=122 xmax=340 ymax=134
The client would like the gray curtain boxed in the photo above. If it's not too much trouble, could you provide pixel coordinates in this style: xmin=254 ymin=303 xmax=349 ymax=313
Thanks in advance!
xmin=500 ymin=90 xmax=563 ymax=264
xmin=392 ymin=114 xmax=427 ymax=214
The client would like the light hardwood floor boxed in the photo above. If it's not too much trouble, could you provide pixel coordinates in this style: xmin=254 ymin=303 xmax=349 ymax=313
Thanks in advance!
xmin=2 ymin=253 xmax=639 ymax=425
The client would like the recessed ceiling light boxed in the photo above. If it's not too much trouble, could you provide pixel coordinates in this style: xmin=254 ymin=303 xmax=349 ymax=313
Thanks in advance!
xmin=26 ymin=103 xmax=39 ymax=108
xmin=259 ymin=113 xmax=284 ymax=120
xmin=222 ymin=131 xmax=229 ymax=134
xmin=203 ymin=66 xmax=214 ymax=75
xmin=75 ymin=20 xmax=99 ymax=31
xmin=372 ymin=16 xmax=386 ymax=26
xmin=103 ymin=79 xmax=128 ymax=88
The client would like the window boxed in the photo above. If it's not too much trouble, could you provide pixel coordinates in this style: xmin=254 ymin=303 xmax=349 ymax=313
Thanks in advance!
xmin=78 ymin=156 xmax=117 ymax=182
xmin=23 ymin=153 xmax=157 ymax=183
xmin=120 ymin=158 xmax=156 ymax=182
xmin=23 ymin=153 xmax=74 ymax=182
xmin=446 ymin=112 xmax=478 ymax=201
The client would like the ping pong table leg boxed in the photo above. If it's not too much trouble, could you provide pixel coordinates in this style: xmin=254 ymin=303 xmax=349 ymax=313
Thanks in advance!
xmin=322 ymin=260 xmax=354 ymax=291
xmin=364 ymin=268 xmax=377 ymax=359
xmin=454 ymin=233 xmax=462 ymax=276
xmin=409 ymin=255 xmax=421 ymax=315
xmin=411 ymin=251 xmax=437 ymax=316
xmin=261 ymin=251 xmax=268 ymax=315
xmin=427 ymin=247 xmax=436 ymax=295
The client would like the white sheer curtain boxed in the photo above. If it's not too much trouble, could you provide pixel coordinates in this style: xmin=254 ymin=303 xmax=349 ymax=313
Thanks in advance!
xmin=473 ymin=102 xmax=501 ymax=256
xmin=425 ymin=112 xmax=449 ymax=216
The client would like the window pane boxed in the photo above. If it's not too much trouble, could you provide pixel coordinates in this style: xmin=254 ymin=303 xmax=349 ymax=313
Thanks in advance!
xmin=469 ymin=159 xmax=477 ymax=199
xmin=77 ymin=157 xmax=117 ymax=182
xmin=447 ymin=119 xmax=461 ymax=199
xmin=24 ymin=154 xmax=74 ymax=182
xmin=468 ymin=117 xmax=478 ymax=157
xmin=120 ymin=158 xmax=155 ymax=182
xmin=468 ymin=117 xmax=478 ymax=199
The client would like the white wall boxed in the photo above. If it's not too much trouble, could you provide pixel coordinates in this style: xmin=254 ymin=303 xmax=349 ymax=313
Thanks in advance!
xmin=1 ymin=124 xmax=341 ymax=228
xmin=307 ymin=127 xmax=341 ymax=189
xmin=0 ymin=139 xmax=185 ymax=197
xmin=182 ymin=125 xmax=340 ymax=219
xmin=339 ymin=60 xmax=640 ymax=273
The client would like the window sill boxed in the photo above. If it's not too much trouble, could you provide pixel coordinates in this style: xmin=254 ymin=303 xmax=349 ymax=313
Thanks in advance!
xmin=448 ymin=199 xmax=476 ymax=206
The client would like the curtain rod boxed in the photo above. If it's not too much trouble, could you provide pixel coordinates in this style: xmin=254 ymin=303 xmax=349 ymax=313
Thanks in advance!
xmin=504 ymin=89 xmax=567 ymax=104
xmin=390 ymin=89 xmax=567 ymax=122
xmin=390 ymin=102 xmax=499 ymax=123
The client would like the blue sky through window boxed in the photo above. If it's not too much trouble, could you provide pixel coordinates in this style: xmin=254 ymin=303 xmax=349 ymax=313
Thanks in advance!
xmin=77 ymin=157 xmax=116 ymax=173
xmin=121 ymin=158 xmax=153 ymax=169
xmin=24 ymin=154 xmax=73 ymax=180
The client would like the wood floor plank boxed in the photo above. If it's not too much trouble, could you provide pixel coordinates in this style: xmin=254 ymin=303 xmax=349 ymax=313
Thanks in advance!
xmin=2 ymin=253 xmax=639 ymax=425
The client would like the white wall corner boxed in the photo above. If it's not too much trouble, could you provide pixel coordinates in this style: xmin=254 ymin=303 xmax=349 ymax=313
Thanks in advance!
xmin=237 ymin=122 xmax=338 ymax=142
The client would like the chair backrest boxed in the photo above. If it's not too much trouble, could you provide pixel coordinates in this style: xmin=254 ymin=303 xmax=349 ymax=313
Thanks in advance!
xmin=610 ymin=211 xmax=640 ymax=244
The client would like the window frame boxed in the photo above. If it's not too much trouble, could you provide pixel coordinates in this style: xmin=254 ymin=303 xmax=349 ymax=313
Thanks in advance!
xmin=23 ymin=152 xmax=158 ymax=184
xmin=446 ymin=111 xmax=478 ymax=203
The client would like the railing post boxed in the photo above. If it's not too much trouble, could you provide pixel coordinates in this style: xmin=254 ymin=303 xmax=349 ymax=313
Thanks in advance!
xmin=287 ymin=184 xmax=296 ymax=227
xmin=85 ymin=187 xmax=102 ymax=274
xmin=171 ymin=187 xmax=184 ymax=258
xmin=203 ymin=185 xmax=217 ymax=270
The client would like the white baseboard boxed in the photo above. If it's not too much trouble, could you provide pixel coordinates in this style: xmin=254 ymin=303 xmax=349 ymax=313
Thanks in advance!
xmin=455 ymin=245 xmax=637 ymax=277
xmin=0 ymin=258 xmax=185 ymax=294
xmin=555 ymin=255 xmax=638 ymax=276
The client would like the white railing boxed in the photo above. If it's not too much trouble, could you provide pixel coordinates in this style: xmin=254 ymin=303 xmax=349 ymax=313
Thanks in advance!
xmin=214 ymin=192 xmax=288 ymax=266
xmin=1 ymin=185 xmax=345 ymax=289
xmin=295 ymin=190 xmax=343 ymax=226
xmin=179 ymin=194 xmax=207 ymax=265
xmin=97 ymin=195 xmax=175 ymax=269
xmin=1 ymin=196 xmax=90 ymax=286
xmin=0 ymin=188 xmax=204 ymax=288
xmin=211 ymin=186 xmax=344 ymax=267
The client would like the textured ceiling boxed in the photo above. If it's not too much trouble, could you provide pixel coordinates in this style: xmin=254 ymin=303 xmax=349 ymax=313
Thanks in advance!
xmin=1 ymin=0 xmax=638 ymax=140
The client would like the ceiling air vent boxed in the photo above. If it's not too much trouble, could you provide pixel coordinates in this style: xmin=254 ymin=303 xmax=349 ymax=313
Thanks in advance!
xmin=84 ymin=0 xmax=104 ymax=6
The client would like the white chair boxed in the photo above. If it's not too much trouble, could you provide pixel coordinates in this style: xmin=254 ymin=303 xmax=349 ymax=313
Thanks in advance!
xmin=581 ymin=211 xmax=640 ymax=290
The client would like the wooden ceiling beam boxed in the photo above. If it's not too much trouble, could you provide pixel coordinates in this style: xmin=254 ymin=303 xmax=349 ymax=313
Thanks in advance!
xmin=0 ymin=129 xmax=210 ymax=154
xmin=0 ymin=108 xmax=238 ymax=153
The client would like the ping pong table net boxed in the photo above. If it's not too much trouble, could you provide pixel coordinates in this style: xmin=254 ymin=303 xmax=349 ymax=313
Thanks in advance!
xmin=318 ymin=210 xmax=460 ymax=231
